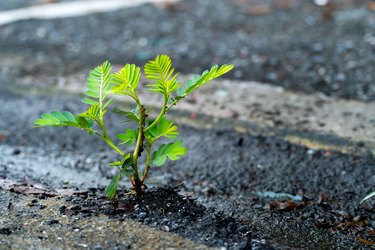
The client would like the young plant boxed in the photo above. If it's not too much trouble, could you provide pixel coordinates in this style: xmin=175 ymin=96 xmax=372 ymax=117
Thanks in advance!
xmin=34 ymin=55 xmax=233 ymax=198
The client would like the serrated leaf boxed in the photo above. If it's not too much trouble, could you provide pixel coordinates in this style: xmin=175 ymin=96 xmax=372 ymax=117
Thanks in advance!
xmin=105 ymin=174 xmax=121 ymax=200
xmin=151 ymin=141 xmax=187 ymax=167
xmin=144 ymin=55 xmax=180 ymax=96
xmin=147 ymin=117 xmax=178 ymax=142
xmin=117 ymin=129 xmax=138 ymax=146
xmin=361 ymin=191 xmax=375 ymax=204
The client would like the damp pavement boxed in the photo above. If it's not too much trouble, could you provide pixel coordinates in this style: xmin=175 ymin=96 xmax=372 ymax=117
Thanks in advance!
xmin=0 ymin=0 xmax=375 ymax=249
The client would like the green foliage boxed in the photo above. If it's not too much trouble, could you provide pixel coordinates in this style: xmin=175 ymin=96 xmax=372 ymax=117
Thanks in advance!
xmin=151 ymin=141 xmax=187 ymax=167
xmin=82 ymin=61 xmax=112 ymax=107
xmin=117 ymin=129 xmax=138 ymax=146
xmin=112 ymin=107 xmax=140 ymax=123
xmin=105 ymin=174 xmax=121 ymax=200
xmin=146 ymin=117 xmax=178 ymax=143
xmin=175 ymin=64 xmax=234 ymax=102
xmin=111 ymin=64 xmax=140 ymax=95
xmin=34 ymin=111 xmax=93 ymax=129
xmin=361 ymin=191 xmax=375 ymax=204
xmin=34 ymin=55 xmax=233 ymax=199
xmin=144 ymin=55 xmax=179 ymax=96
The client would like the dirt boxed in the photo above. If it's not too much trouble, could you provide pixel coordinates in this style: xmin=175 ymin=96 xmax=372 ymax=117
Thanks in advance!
xmin=0 ymin=189 xmax=214 ymax=250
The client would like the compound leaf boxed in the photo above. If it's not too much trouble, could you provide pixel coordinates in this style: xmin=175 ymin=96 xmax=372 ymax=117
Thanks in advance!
xmin=105 ymin=174 xmax=121 ymax=200
xmin=112 ymin=107 xmax=140 ymax=123
xmin=117 ymin=129 xmax=138 ymax=146
xmin=175 ymin=64 xmax=233 ymax=102
xmin=144 ymin=55 xmax=179 ymax=96
xmin=147 ymin=117 xmax=178 ymax=142
xmin=151 ymin=141 xmax=187 ymax=167
xmin=82 ymin=61 xmax=112 ymax=108
xmin=111 ymin=64 xmax=141 ymax=95
xmin=34 ymin=111 xmax=78 ymax=127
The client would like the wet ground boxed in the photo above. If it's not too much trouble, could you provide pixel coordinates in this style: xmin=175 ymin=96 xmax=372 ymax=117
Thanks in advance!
xmin=0 ymin=0 xmax=375 ymax=249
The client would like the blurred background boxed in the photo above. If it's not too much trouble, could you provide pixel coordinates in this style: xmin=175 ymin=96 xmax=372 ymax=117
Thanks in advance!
xmin=0 ymin=0 xmax=374 ymax=100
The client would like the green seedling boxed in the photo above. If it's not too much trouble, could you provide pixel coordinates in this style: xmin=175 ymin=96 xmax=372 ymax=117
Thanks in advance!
xmin=34 ymin=55 xmax=233 ymax=198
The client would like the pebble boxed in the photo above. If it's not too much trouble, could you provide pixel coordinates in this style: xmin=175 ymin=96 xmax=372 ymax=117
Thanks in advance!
xmin=48 ymin=219 xmax=59 ymax=225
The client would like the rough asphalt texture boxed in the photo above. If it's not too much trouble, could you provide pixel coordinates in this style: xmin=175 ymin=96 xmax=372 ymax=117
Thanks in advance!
xmin=0 ymin=0 xmax=375 ymax=249
xmin=1 ymin=82 xmax=374 ymax=249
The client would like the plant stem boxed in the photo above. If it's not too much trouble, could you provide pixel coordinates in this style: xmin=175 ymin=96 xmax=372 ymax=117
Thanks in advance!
xmin=144 ymin=96 xmax=167 ymax=133
xmin=141 ymin=142 xmax=152 ymax=182
xmin=132 ymin=98 xmax=145 ymax=195
xmin=99 ymin=123 xmax=125 ymax=156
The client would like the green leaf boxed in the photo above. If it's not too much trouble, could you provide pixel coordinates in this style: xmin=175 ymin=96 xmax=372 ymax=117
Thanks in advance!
xmin=83 ymin=61 xmax=112 ymax=107
xmin=103 ymin=98 xmax=113 ymax=109
xmin=82 ymin=98 xmax=99 ymax=106
xmin=120 ymin=156 xmax=134 ymax=176
xmin=112 ymin=107 xmax=140 ymax=123
xmin=176 ymin=64 xmax=234 ymax=101
xmin=151 ymin=141 xmax=187 ymax=167
xmin=111 ymin=64 xmax=141 ymax=94
xmin=144 ymin=55 xmax=179 ymax=96
xmin=147 ymin=117 xmax=178 ymax=142
xmin=109 ymin=154 xmax=132 ymax=167
xmin=78 ymin=105 xmax=101 ymax=121
xmin=109 ymin=161 xmax=122 ymax=167
xmin=105 ymin=174 xmax=121 ymax=200
xmin=75 ymin=116 xmax=93 ymax=128
xmin=117 ymin=129 xmax=138 ymax=146
xmin=361 ymin=191 xmax=375 ymax=204
xmin=34 ymin=111 xmax=78 ymax=127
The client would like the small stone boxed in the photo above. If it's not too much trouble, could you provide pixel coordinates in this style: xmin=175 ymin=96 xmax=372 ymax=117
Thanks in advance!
xmin=138 ymin=212 xmax=147 ymax=219
xmin=48 ymin=219 xmax=59 ymax=225
xmin=104 ymin=207 xmax=115 ymax=215
xmin=59 ymin=206 xmax=66 ymax=214
xmin=0 ymin=228 xmax=11 ymax=235
xmin=12 ymin=149 xmax=21 ymax=155
xmin=38 ymin=194 xmax=46 ymax=200
xmin=31 ymin=199 xmax=38 ymax=204
xmin=313 ymin=42 xmax=323 ymax=52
